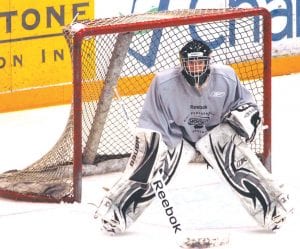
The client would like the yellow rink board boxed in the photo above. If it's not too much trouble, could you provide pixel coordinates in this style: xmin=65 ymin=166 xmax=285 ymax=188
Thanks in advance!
xmin=0 ymin=0 xmax=94 ymax=112
xmin=0 ymin=54 xmax=299 ymax=113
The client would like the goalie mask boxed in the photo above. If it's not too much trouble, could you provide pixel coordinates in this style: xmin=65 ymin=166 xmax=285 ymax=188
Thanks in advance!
xmin=179 ymin=40 xmax=212 ymax=88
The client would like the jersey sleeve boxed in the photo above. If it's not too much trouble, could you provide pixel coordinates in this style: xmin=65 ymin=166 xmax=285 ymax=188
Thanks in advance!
xmin=137 ymin=76 xmax=183 ymax=148
xmin=223 ymin=68 xmax=259 ymax=115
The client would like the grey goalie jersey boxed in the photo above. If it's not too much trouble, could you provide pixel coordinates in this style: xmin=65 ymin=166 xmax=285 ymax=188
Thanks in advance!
xmin=138 ymin=64 xmax=258 ymax=148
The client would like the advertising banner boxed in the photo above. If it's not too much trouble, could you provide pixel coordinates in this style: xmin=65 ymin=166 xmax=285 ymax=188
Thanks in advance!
xmin=0 ymin=1 xmax=93 ymax=93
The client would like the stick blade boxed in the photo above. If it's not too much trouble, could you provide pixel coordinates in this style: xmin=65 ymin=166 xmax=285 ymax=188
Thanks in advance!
xmin=178 ymin=230 xmax=230 ymax=248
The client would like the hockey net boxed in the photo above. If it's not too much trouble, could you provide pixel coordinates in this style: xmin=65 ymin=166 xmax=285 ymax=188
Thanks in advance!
xmin=0 ymin=8 xmax=271 ymax=203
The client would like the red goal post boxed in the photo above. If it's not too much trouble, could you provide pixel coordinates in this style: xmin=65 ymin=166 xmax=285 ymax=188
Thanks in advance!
xmin=0 ymin=8 xmax=271 ymax=203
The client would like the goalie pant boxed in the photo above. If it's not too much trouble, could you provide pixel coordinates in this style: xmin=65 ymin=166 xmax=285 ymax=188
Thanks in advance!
xmin=196 ymin=123 xmax=294 ymax=231
xmin=95 ymin=128 xmax=195 ymax=235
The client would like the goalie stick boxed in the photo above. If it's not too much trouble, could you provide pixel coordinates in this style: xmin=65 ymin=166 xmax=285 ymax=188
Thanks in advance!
xmin=112 ymin=87 xmax=230 ymax=248
xmin=151 ymin=167 xmax=230 ymax=248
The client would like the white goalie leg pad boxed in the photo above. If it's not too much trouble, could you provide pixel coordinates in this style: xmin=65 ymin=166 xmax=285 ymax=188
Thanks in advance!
xmin=96 ymin=182 xmax=153 ymax=235
xmin=95 ymin=129 xmax=195 ymax=235
xmin=196 ymin=123 xmax=294 ymax=231
xmin=95 ymin=128 xmax=166 ymax=234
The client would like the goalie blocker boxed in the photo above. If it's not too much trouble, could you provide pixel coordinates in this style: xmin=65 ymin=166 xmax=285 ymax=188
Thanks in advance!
xmin=196 ymin=123 xmax=294 ymax=231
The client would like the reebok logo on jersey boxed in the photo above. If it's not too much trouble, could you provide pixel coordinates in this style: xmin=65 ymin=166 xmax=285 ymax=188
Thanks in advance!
xmin=210 ymin=91 xmax=225 ymax=97
xmin=190 ymin=104 xmax=207 ymax=109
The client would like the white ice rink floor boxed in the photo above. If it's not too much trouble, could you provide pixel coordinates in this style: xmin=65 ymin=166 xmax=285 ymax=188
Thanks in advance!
xmin=0 ymin=73 xmax=299 ymax=249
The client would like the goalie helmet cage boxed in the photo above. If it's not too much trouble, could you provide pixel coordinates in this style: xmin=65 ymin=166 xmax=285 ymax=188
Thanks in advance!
xmin=0 ymin=8 xmax=271 ymax=203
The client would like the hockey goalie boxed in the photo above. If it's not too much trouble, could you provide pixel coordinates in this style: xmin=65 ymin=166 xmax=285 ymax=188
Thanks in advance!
xmin=95 ymin=39 xmax=294 ymax=235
